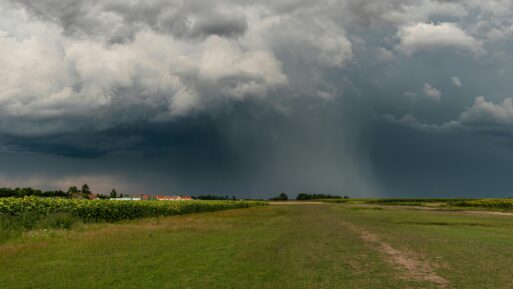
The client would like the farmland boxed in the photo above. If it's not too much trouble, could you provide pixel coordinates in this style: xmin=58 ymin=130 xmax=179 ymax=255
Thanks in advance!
xmin=1 ymin=201 xmax=513 ymax=288
xmin=0 ymin=197 xmax=265 ymax=222
xmin=0 ymin=197 xmax=265 ymax=243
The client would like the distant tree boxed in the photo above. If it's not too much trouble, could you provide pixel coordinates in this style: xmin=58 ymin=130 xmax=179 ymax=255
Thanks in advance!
xmin=272 ymin=193 xmax=288 ymax=201
xmin=68 ymin=186 xmax=79 ymax=194
xmin=0 ymin=187 xmax=70 ymax=198
xmin=119 ymin=193 xmax=124 ymax=198
xmin=109 ymin=189 xmax=118 ymax=198
xmin=194 ymin=195 xmax=232 ymax=200
xmin=81 ymin=184 xmax=91 ymax=195
xmin=296 ymin=193 xmax=308 ymax=200
xmin=232 ymin=195 xmax=236 ymax=201
xmin=0 ymin=188 xmax=12 ymax=197
xmin=41 ymin=190 xmax=68 ymax=198
xmin=97 ymin=194 xmax=109 ymax=200
xmin=296 ymin=193 xmax=343 ymax=200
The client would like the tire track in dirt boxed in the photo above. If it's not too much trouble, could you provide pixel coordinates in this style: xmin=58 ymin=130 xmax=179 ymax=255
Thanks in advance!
xmin=341 ymin=221 xmax=450 ymax=288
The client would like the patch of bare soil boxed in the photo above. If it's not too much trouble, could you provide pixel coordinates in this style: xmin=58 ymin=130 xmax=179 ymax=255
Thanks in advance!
xmin=341 ymin=221 xmax=450 ymax=288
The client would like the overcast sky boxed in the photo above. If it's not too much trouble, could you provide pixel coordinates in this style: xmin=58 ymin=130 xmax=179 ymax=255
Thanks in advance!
xmin=1 ymin=0 xmax=513 ymax=198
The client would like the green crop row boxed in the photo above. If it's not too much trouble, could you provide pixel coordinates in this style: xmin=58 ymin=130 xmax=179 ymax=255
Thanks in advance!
xmin=450 ymin=199 xmax=513 ymax=209
xmin=0 ymin=197 xmax=267 ymax=222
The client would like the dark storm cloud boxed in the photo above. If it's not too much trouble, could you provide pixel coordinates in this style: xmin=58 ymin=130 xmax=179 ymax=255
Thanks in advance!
xmin=192 ymin=16 xmax=247 ymax=38
xmin=368 ymin=121 xmax=513 ymax=197
xmin=10 ymin=0 xmax=247 ymax=42
xmin=2 ymin=0 xmax=513 ymax=197
xmin=0 ymin=97 xmax=376 ymax=197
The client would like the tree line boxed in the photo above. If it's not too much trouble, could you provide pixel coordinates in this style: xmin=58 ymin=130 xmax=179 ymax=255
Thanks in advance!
xmin=296 ymin=193 xmax=348 ymax=200
xmin=0 ymin=187 xmax=232 ymax=200
xmin=0 ymin=185 xmax=121 ymax=199
xmin=0 ymin=187 xmax=69 ymax=198
xmin=270 ymin=193 xmax=349 ymax=201
xmin=193 ymin=195 xmax=237 ymax=200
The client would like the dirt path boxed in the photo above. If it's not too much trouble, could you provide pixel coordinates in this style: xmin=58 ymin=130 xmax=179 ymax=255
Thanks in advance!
xmin=341 ymin=221 xmax=451 ymax=288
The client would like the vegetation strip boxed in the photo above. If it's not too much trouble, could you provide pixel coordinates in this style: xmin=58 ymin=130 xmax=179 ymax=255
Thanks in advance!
xmin=340 ymin=220 xmax=450 ymax=288
xmin=0 ymin=197 xmax=267 ymax=223
xmin=450 ymin=199 xmax=513 ymax=209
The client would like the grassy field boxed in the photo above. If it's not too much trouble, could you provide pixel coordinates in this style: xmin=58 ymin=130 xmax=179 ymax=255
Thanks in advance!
xmin=1 ymin=203 xmax=513 ymax=288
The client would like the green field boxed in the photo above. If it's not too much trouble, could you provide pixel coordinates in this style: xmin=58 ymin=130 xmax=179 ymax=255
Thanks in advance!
xmin=2 ymin=203 xmax=513 ymax=288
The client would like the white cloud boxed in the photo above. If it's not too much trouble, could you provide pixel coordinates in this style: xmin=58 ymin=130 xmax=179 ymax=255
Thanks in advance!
xmin=452 ymin=76 xmax=462 ymax=87
xmin=423 ymin=83 xmax=442 ymax=101
xmin=1 ymin=0 xmax=513 ymax=146
xmin=467 ymin=0 xmax=513 ymax=17
xmin=0 ymin=1 xmax=364 ymax=138
xmin=381 ymin=114 xmax=458 ymax=132
xmin=343 ymin=0 xmax=468 ymax=27
xmin=459 ymin=96 xmax=513 ymax=126
xmin=386 ymin=96 xmax=513 ymax=134
xmin=269 ymin=17 xmax=353 ymax=69
xmin=376 ymin=47 xmax=394 ymax=62
xmin=397 ymin=22 xmax=483 ymax=56
xmin=486 ymin=24 xmax=513 ymax=41
xmin=0 ymin=3 xmax=291 ymax=135
xmin=381 ymin=1 xmax=468 ymax=25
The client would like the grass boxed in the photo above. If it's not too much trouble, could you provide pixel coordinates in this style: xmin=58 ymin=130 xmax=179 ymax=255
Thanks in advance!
xmin=0 ymin=198 xmax=265 ymax=243
xmin=0 ymin=212 xmax=81 ymax=243
xmin=1 ymin=203 xmax=513 ymax=288
xmin=333 ymin=205 xmax=513 ymax=288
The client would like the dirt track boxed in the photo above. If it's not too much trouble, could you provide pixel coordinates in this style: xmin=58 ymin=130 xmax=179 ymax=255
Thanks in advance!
xmin=341 ymin=220 xmax=451 ymax=288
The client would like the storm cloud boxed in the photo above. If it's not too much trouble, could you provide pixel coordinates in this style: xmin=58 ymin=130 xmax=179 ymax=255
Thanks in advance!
xmin=1 ymin=0 xmax=513 ymax=197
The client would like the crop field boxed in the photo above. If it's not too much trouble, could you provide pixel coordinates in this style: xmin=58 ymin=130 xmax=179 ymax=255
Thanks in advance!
xmin=1 ymin=200 xmax=513 ymax=288
xmin=0 ymin=198 xmax=265 ymax=242
xmin=0 ymin=197 xmax=266 ymax=221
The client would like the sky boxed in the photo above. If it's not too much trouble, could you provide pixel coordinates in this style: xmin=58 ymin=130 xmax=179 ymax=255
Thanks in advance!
xmin=1 ymin=0 xmax=513 ymax=198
